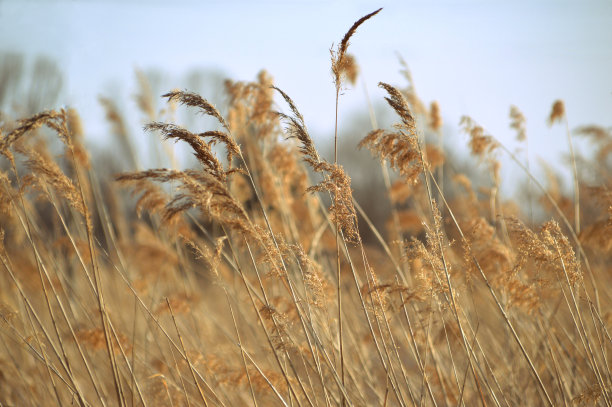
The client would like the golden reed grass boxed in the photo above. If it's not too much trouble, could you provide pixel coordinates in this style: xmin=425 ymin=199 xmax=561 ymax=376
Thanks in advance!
xmin=1 ymin=8 xmax=611 ymax=407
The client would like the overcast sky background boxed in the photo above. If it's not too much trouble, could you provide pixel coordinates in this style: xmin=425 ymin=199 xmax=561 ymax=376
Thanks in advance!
xmin=1 ymin=0 xmax=611 ymax=182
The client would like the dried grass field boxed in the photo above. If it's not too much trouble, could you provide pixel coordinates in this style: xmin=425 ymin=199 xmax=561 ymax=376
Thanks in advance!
xmin=1 ymin=8 xmax=611 ymax=407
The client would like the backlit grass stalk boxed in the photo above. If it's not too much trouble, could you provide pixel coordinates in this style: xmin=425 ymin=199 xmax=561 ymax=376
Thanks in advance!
xmin=549 ymin=100 xmax=580 ymax=234
xmin=330 ymin=10 xmax=383 ymax=398
xmin=426 ymin=170 xmax=555 ymax=407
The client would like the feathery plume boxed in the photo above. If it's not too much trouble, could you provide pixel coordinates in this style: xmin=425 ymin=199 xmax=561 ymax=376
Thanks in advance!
xmin=67 ymin=108 xmax=91 ymax=168
xmin=22 ymin=148 xmax=85 ymax=215
xmin=0 ymin=110 xmax=63 ymax=156
xmin=460 ymin=116 xmax=499 ymax=157
xmin=378 ymin=82 xmax=416 ymax=133
xmin=145 ymin=122 xmax=239 ymax=179
xmin=273 ymin=86 xmax=320 ymax=166
xmin=163 ymin=90 xmax=229 ymax=131
xmin=331 ymin=8 xmax=382 ymax=89
xmin=548 ymin=99 xmax=565 ymax=126
xmin=430 ymin=100 xmax=442 ymax=131
xmin=308 ymin=162 xmax=360 ymax=243
xmin=510 ymin=105 xmax=526 ymax=142
xmin=135 ymin=69 xmax=156 ymax=121
xmin=117 ymin=169 xmax=255 ymax=238
xmin=359 ymin=129 xmax=421 ymax=183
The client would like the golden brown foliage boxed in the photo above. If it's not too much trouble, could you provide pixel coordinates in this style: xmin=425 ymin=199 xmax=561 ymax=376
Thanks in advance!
xmin=331 ymin=8 xmax=382 ymax=90
xmin=1 ymin=10 xmax=611 ymax=407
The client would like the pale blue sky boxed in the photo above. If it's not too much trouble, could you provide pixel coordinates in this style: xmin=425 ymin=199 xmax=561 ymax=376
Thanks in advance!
xmin=1 ymin=0 xmax=611 ymax=174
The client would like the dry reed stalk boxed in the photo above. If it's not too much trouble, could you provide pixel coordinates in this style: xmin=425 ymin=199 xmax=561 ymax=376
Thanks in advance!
xmin=330 ymin=11 xmax=382 ymax=402
xmin=1 ymin=117 xmax=121 ymax=406
xmin=377 ymin=82 xmax=514 ymax=406
xmin=276 ymin=83 xmax=407 ymax=406
xmin=166 ymin=298 xmax=210 ymax=407
xmin=470 ymin=124 xmax=601 ymax=313
xmin=509 ymin=105 xmax=534 ymax=224
xmin=99 ymin=97 xmax=140 ymax=170
xmin=426 ymin=168 xmax=556 ymax=407
xmin=549 ymin=100 xmax=581 ymax=235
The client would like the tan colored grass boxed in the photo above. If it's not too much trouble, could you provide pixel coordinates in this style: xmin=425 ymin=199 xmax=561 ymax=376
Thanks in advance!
xmin=1 ymin=9 xmax=611 ymax=407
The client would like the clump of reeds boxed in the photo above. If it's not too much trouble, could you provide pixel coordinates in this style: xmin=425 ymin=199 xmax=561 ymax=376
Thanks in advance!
xmin=0 ymin=8 xmax=611 ymax=407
